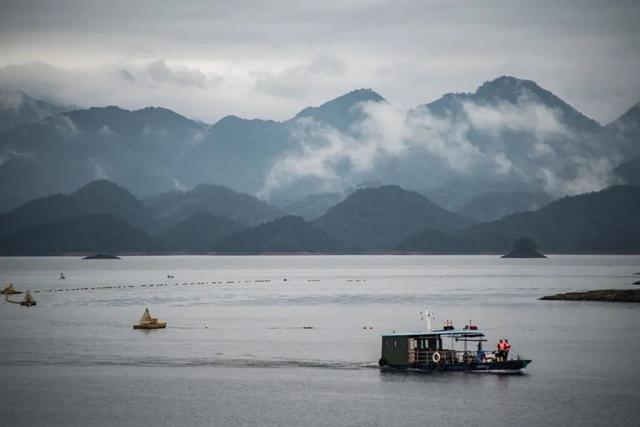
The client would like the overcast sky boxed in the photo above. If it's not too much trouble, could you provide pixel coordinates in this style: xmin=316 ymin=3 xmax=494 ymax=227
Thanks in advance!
xmin=0 ymin=0 xmax=638 ymax=124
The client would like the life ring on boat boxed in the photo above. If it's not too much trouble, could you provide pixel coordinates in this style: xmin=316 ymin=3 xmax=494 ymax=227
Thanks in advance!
xmin=432 ymin=352 xmax=441 ymax=363
xmin=378 ymin=358 xmax=387 ymax=367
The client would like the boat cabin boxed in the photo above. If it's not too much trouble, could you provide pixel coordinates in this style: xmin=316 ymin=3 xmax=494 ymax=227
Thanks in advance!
xmin=380 ymin=328 xmax=487 ymax=368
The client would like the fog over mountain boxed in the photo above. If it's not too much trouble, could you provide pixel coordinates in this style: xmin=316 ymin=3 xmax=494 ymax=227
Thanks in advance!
xmin=0 ymin=105 xmax=205 ymax=210
xmin=0 ymin=89 xmax=71 ymax=131
xmin=259 ymin=77 xmax=637 ymax=203
xmin=0 ymin=75 xmax=638 ymax=214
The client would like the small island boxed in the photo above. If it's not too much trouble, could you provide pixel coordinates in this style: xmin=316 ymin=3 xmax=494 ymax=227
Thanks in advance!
xmin=540 ymin=289 xmax=640 ymax=302
xmin=82 ymin=253 xmax=121 ymax=260
xmin=501 ymin=237 xmax=546 ymax=258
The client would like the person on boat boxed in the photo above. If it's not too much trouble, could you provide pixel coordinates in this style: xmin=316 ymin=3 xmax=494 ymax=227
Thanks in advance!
xmin=443 ymin=320 xmax=454 ymax=330
xmin=503 ymin=339 xmax=511 ymax=360
xmin=497 ymin=339 xmax=505 ymax=361
xmin=476 ymin=341 xmax=485 ymax=362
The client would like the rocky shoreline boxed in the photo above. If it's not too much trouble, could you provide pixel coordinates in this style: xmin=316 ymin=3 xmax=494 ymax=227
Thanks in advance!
xmin=540 ymin=289 xmax=640 ymax=302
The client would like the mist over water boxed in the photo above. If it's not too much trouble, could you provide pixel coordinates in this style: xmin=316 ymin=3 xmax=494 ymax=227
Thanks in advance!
xmin=1 ymin=255 xmax=639 ymax=426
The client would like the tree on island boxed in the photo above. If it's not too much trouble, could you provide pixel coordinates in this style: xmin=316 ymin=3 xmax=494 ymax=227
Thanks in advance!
xmin=501 ymin=236 xmax=546 ymax=258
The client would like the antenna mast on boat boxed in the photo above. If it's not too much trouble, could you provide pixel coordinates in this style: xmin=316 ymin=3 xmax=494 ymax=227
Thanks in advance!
xmin=420 ymin=306 xmax=434 ymax=331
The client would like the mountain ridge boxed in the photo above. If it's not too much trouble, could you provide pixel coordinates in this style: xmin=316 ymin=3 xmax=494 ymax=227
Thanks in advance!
xmin=0 ymin=89 xmax=72 ymax=132
xmin=398 ymin=185 xmax=640 ymax=253
xmin=1 ymin=77 xmax=639 ymax=215
xmin=0 ymin=179 xmax=638 ymax=254
xmin=314 ymin=185 xmax=472 ymax=251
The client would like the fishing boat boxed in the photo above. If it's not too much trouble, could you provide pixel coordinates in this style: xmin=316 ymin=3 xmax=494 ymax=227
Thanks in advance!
xmin=1 ymin=283 xmax=22 ymax=295
xmin=378 ymin=310 xmax=531 ymax=374
xmin=133 ymin=308 xmax=166 ymax=330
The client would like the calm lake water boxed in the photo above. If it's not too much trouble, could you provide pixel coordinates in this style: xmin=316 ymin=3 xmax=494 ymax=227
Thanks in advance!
xmin=1 ymin=255 xmax=639 ymax=426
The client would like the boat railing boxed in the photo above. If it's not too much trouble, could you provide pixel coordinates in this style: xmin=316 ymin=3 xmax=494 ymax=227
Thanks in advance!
xmin=409 ymin=349 xmax=485 ymax=365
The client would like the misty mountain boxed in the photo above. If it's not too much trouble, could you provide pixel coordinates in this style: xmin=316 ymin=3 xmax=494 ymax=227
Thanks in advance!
xmin=398 ymin=185 xmax=640 ymax=253
xmin=291 ymin=88 xmax=385 ymax=133
xmin=2 ymin=178 xmax=639 ymax=255
xmin=425 ymin=177 xmax=537 ymax=211
xmin=0 ymin=156 xmax=51 ymax=213
xmin=314 ymin=185 xmax=472 ymax=251
xmin=143 ymin=183 xmax=282 ymax=229
xmin=178 ymin=116 xmax=292 ymax=194
xmin=217 ymin=215 xmax=343 ymax=254
xmin=276 ymin=192 xmax=344 ymax=220
xmin=0 ymin=89 xmax=71 ymax=132
xmin=1 ymin=76 xmax=638 ymax=215
xmin=264 ymin=75 xmax=632 ymax=209
xmin=409 ymin=76 xmax=612 ymax=208
xmin=0 ymin=87 xmax=388 ymax=211
xmin=180 ymin=90 xmax=388 ymax=200
xmin=474 ymin=76 xmax=600 ymax=132
xmin=163 ymin=213 xmax=244 ymax=253
xmin=456 ymin=191 xmax=553 ymax=222
xmin=423 ymin=76 xmax=601 ymax=132
xmin=0 ymin=179 xmax=281 ymax=254
xmin=0 ymin=105 xmax=205 ymax=211
xmin=604 ymin=103 xmax=640 ymax=156
xmin=0 ymin=214 xmax=161 ymax=255
xmin=614 ymin=158 xmax=640 ymax=186
xmin=0 ymin=179 xmax=150 ymax=235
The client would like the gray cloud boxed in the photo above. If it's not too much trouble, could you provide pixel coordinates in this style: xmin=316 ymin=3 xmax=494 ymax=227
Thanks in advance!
xmin=0 ymin=60 xmax=227 ymax=122
xmin=0 ymin=0 xmax=638 ymax=123
xmin=145 ymin=60 xmax=208 ymax=87
xmin=255 ymin=55 xmax=348 ymax=99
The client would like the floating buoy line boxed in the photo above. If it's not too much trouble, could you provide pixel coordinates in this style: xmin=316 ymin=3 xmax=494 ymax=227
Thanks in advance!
xmin=7 ymin=277 xmax=366 ymax=297
xmin=30 ymin=279 xmax=268 ymax=294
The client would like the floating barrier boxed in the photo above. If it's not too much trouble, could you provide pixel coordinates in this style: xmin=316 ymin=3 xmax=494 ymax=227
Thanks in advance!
xmin=1 ymin=276 xmax=379 ymax=301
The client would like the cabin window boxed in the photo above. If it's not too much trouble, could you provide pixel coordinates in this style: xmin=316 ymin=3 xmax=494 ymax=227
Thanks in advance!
xmin=428 ymin=338 xmax=437 ymax=350
xmin=393 ymin=339 xmax=397 ymax=349
xmin=384 ymin=339 xmax=388 ymax=349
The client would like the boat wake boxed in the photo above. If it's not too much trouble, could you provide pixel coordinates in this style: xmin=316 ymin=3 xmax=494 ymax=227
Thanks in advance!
xmin=0 ymin=356 xmax=379 ymax=371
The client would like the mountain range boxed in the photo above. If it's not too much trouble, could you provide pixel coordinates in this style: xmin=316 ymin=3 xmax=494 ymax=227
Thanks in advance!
xmin=2 ymin=76 xmax=638 ymax=216
xmin=0 ymin=76 xmax=639 ymax=254
xmin=1 ymin=179 xmax=638 ymax=255
xmin=398 ymin=185 xmax=640 ymax=253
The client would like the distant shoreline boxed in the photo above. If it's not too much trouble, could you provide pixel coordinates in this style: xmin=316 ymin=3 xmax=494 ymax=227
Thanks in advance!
xmin=540 ymin=289 xmax=640 ymax=303
xmin=2 ymin=252 xmax=640 ymax=257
